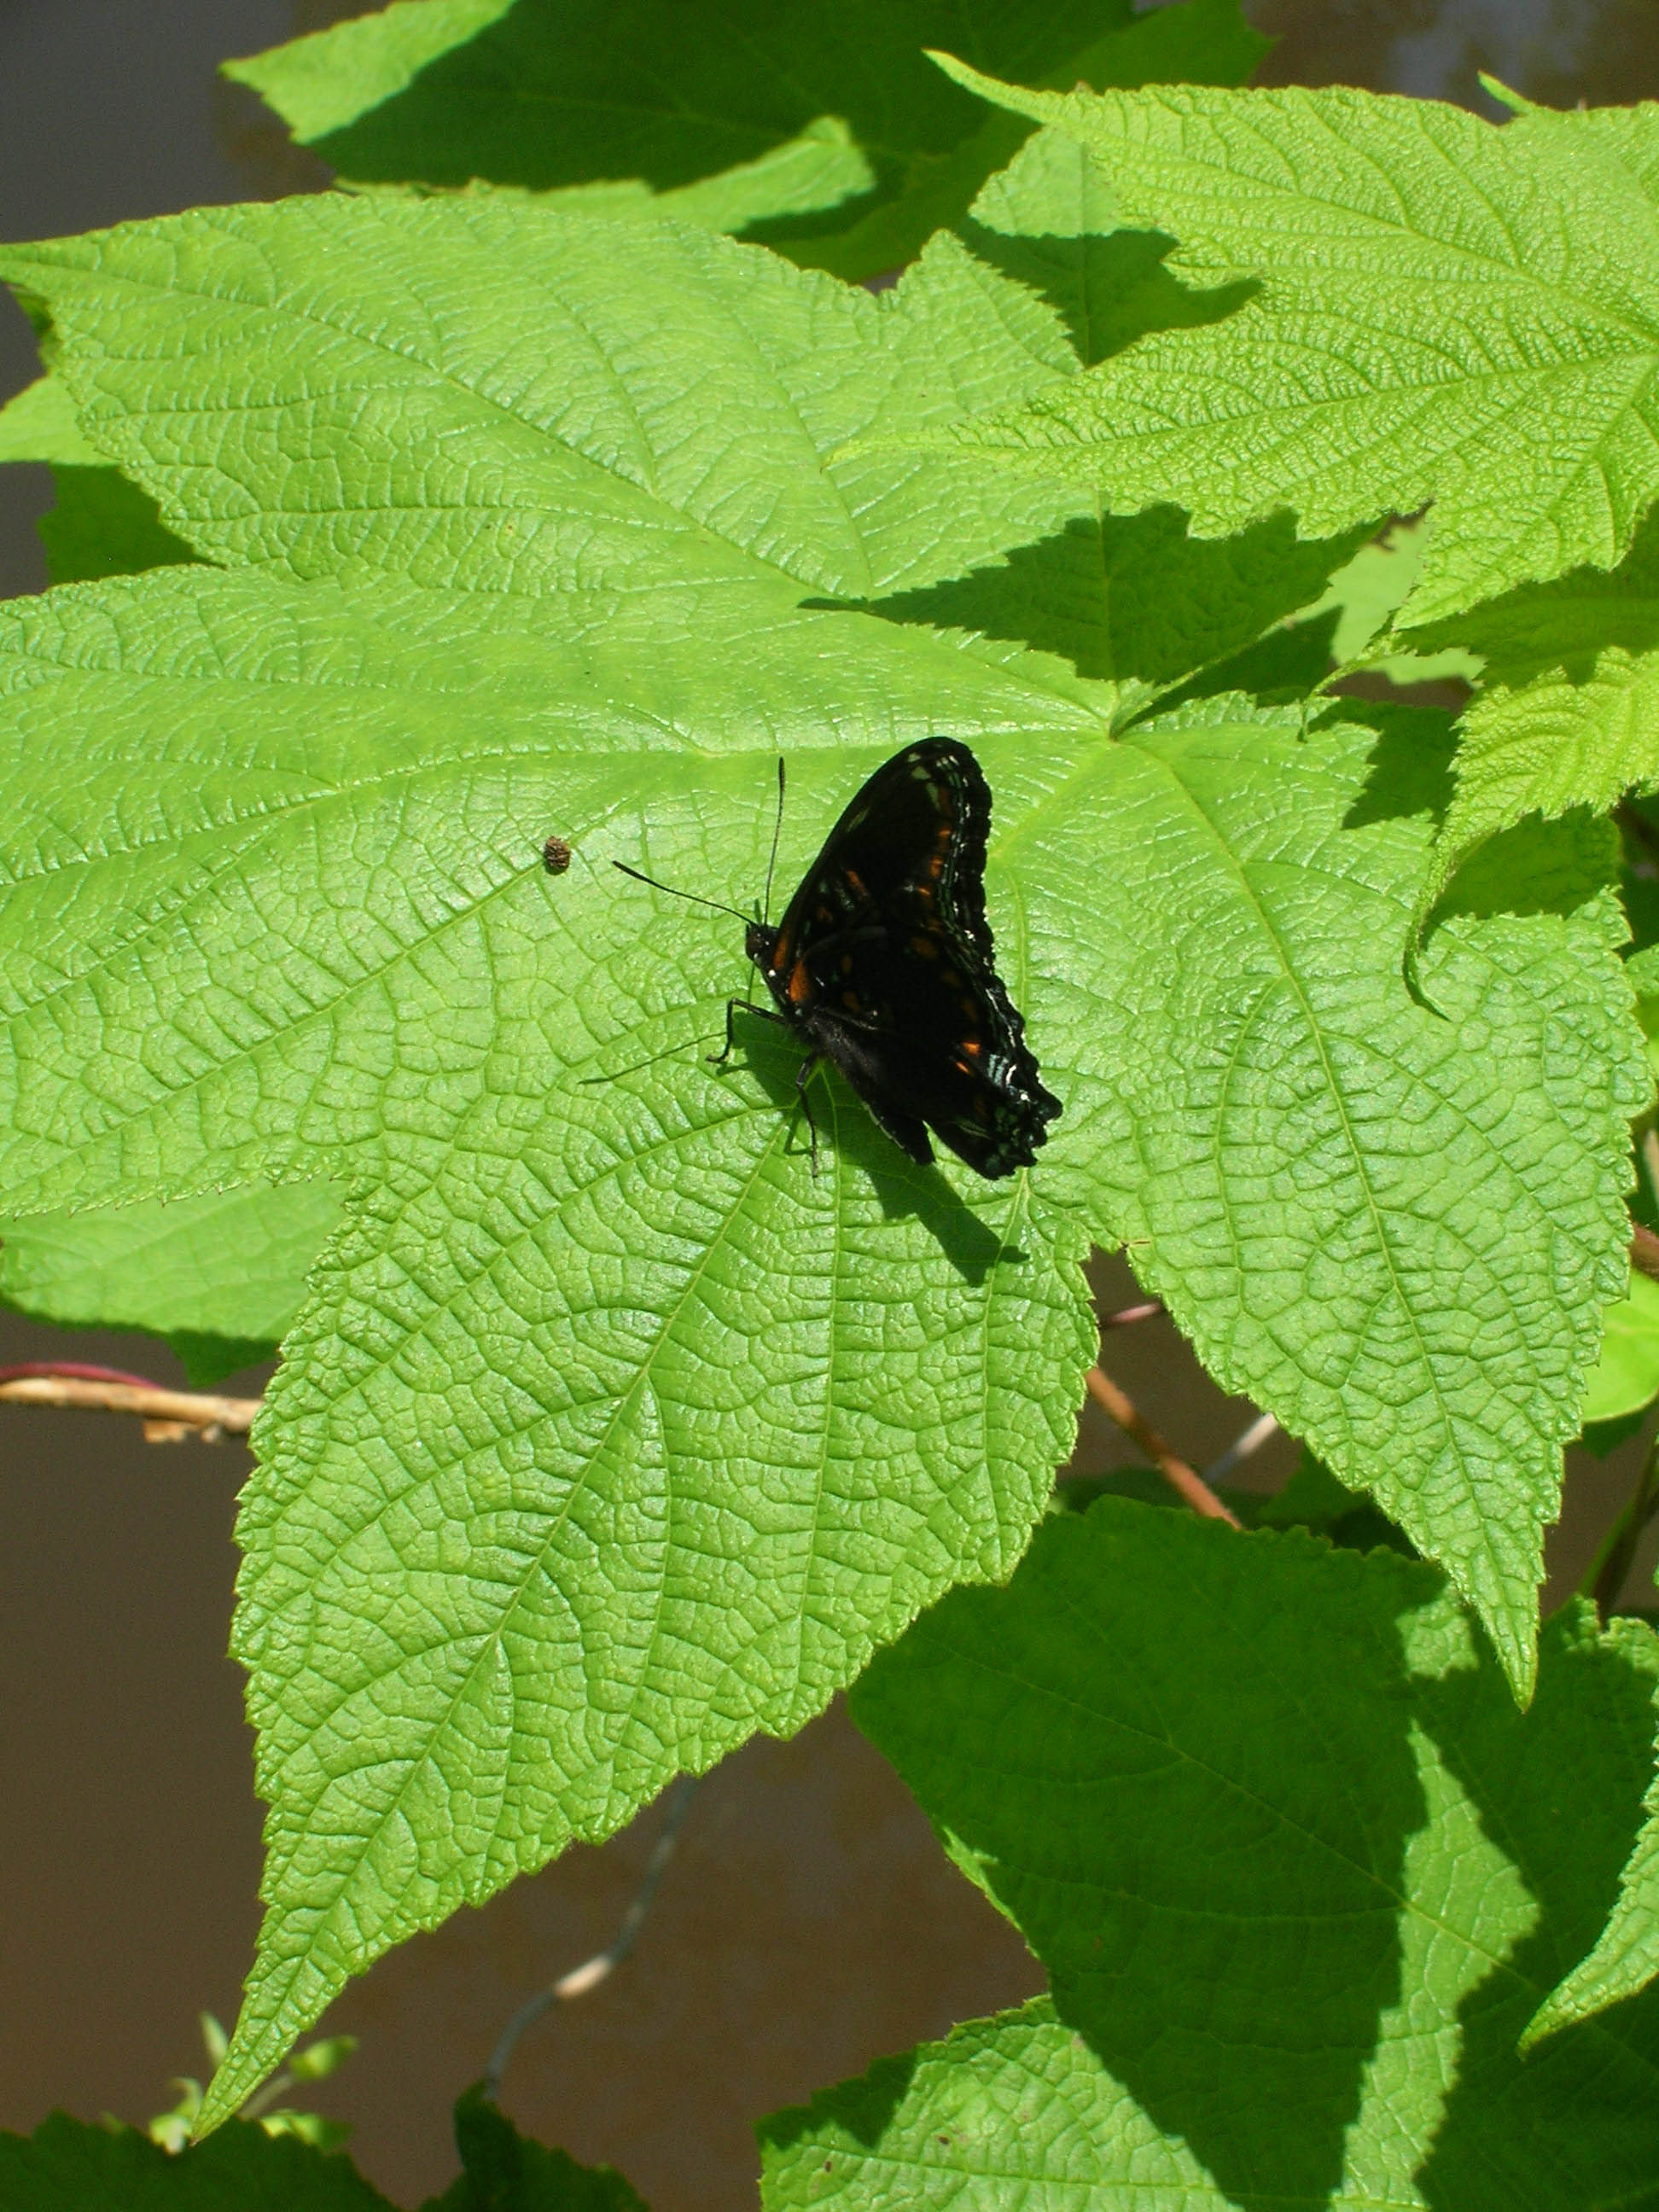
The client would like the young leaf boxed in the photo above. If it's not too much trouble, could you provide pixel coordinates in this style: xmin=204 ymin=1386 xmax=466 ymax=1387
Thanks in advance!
xmin=927 ymin=67 xmax=1659 ymax=628
xmin=0 ymin=1183 xmax=343 ymax=1377
xmin=1398 ymin=509 xmax=1659 ymax=906
xmin=818 ymin=1499 xmax=1659 ymax=2210
xmin=1578 ymin=1270 xmax=1659 ymax=1425
xmin=224 ymin=0 xmax=1266 ymax=282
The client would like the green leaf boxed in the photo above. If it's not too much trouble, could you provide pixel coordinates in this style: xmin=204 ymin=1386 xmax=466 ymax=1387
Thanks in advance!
xmin=419 ymin=2088 xmax=648 ymax=2212
xmin=927 ymin=67 xmax=1659 ymax=628
xmin=0 ymin=2113 xmax=397 ymax=2211
xmin=1526 ymin=1742 xmax=1659 ymax=2048
xmin=0 ymin=371 xmax=101 ymax=463
xmin=224 ymin=0 xmax=1267 ymax=283
xmin=758 ymin=2000 xmax=1225 ymax=2207
xmin=1308 ymin=517 xmax=1481 ymax=685
xmin=818 ymin=1499 xmax=1659 ymax=2210
xmin=0 ymin=197 xmax=1088 ymax=605
xmin=0 ymin=562 xmax=1097 ymax=2126
xmin=1402 ymin=510 xmax=1659 ymax=905
xmin=0 ymin=371 xmax=196 ymax=585
xmin=1580 ymin=1270 xmax=1659 ymax=1425
xmin=0 ymin=1183 xmax=344 ymax=1379
xmin=840 ymin=124 xmax=1377 ymax=698
xmin=1027 ymin=695 xmax=1644 ymax=1697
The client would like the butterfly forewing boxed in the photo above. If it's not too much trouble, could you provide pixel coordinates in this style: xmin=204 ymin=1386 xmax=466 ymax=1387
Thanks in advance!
xmin=754 ymin=740 xmax=1060 ymax=1179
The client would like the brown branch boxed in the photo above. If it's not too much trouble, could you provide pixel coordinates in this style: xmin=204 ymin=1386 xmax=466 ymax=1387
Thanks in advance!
xmin=482 ymin=1773 xmax=697 ymax=2099
xmin=0 ymin=1371 xmax=260 ymax=1443
xmin=1101 ymin=1299 xmax=1164 ymax=1328
xmin=1202 ymin=1411 xmax=1280 ymax=1486
xmin=1084 ymin=1366 xmax=1242 ymax=1528
xmin=1632 ymin=1222 xmax=1659 ymax=1287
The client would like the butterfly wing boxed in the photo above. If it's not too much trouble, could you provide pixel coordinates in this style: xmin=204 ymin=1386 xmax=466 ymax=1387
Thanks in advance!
xmin=768 ymin=741 xmax=1061 ymax=1179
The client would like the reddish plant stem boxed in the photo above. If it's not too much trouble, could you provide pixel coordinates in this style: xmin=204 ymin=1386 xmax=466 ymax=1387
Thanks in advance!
xmin=1101 ymin=1300 xmax=1164 ymax=1328
xmin=0 ymin=1359 xmax=167 ymax=1390
xmin=1084 ymin=1366 xmax=1242 ymax=1528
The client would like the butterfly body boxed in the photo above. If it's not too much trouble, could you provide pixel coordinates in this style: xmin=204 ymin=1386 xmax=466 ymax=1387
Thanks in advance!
xmin=738 ymin=740 xmax=1060 ymax=1179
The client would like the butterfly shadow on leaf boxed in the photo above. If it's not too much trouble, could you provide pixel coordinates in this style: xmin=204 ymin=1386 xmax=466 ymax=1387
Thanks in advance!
xmin=732 ymin=1020 xmax=1026 ymax=1291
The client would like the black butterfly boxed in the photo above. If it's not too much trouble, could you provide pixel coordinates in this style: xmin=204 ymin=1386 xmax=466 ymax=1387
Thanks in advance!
xmin=616 ymin=739 xmax=1061 ymax=1179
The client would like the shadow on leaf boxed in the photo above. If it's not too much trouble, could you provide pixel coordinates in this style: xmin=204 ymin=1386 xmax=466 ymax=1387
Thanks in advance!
xmin=853 ymin=1504 xmax=1430 ymax=2204
xmin=754 ymin=2047 xmax=919 ymax=2160
xmin=1411 ymin=1612 xmax=1659 ymax=2208
xmin=811 ymin=508 xmax=1372 ymax=696
xmin=852 ymin=1503 xmax=1659 ymax=2208
xmin=731 ymin=1014 xmax=1022 ymax=1287
xmin=958 ymin=218 xmax=1258 ymax=369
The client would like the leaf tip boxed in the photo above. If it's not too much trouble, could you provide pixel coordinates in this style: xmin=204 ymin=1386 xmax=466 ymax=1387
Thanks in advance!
xmin=926 ymin=49 xmax=1047 ymax=125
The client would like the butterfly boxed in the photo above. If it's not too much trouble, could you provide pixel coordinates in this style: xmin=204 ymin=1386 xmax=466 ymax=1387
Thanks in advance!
xmin=615 ymin=739 xmax=1061 ymax=1179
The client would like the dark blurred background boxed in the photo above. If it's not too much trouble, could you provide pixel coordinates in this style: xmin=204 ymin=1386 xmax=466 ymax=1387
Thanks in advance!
xmin=3 ymin=5 xmax=1658 ymax=2208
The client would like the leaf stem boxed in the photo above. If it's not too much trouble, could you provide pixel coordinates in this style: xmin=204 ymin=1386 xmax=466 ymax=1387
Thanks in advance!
xmin=1084 ymin=1366 xmax=1242 ymax=1528
xmin=1581 ymin=1429 xmax=1659 ymax=1622
xmin=482 ymin=1773 xmax=697 ymax=2101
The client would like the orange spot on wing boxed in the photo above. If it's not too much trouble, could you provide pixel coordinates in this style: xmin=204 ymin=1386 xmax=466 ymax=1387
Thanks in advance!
xmin=788 ymin=962 xmax=813 ymax=1004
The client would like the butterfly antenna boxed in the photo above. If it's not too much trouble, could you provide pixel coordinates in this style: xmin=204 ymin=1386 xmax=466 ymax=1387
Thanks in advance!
xmin=762 ymin=756 xmax=786 ymax=925
xmin=579 ymin=1028 xmax=724 ymax=1085
xmin=611 ymin=860 xmax=751 ymax=924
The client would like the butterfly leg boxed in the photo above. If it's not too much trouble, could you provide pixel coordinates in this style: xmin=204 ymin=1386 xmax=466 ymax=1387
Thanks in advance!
xmin=794 ymin=1051 xmax=824 ymax=1177
xmin=710 ymin=997 xmax=786 ymax=1065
